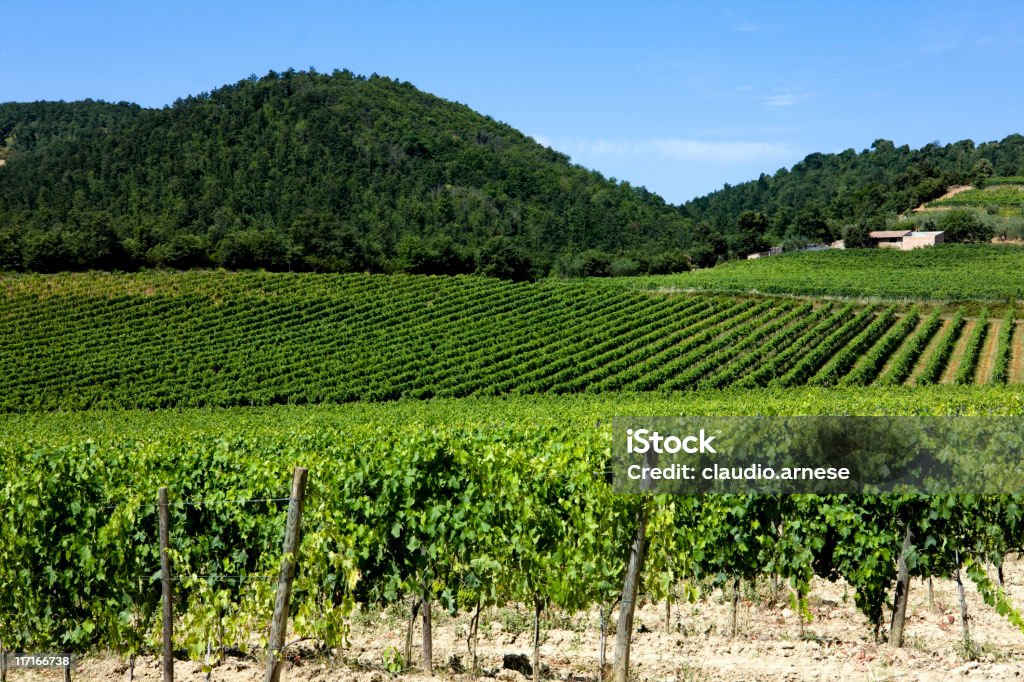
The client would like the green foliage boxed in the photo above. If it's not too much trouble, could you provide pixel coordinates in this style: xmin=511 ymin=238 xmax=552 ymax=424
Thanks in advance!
xmin=476 ymin=237 xmax=537 ymax=281
xmin=953 ymin=309 xmax=988 ymax=385
xmin=804 ymin=307 xmax=897 ymax=387
xmin=990 ymin=309 xmax=1016 ymax=384
xmin=614 ymin=245 xmax=1024 ymax=301
xmin=684 ymin=135 xmax=1024 ymax=239
xmin=4 ymin=389 xmax=1024 ymax=654
xmin=937 ymin=210 xmax=995 ymax=243
xmin=556 ymin=249 xmax=613 ymax=277
xmin=917 ymin=309 xmax=966 ymax=385
xmin=381 ymin=646 xmax=405 ymax=674
xmin=840 ymin=307 xmax=920 ymax=386
xmin=0 ymin=70 xmax=692 ymax=276
xmin=0 ymin=271 xmax=1018 ymax=414
xmin=965 ymin=557 xmax=1024 ymax=634
xmin=930 ymin=186 xmax=1024 ymax=209
xmin=875 ymin=309 xmax=943 ymax=386
xmin=841 ymin=222 xmax=873 ymax=249
xmin=981 ymin=176 xmax=1024 ymax=186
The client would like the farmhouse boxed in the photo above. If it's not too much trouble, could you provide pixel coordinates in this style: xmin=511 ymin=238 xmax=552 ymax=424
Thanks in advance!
xmin=747 ymin=230 xmax=944 ymax=259
xmin=746 ymin=246 xmax=784 ymax=259
xmin=869 ymin=230 xmax=945 ymax=250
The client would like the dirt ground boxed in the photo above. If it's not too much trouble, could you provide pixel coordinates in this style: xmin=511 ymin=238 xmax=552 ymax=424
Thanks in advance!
xmin=911 ymin=185 xmax=974 ymax=212
xmin=9 ymin=558 xmax=1024 ymax=682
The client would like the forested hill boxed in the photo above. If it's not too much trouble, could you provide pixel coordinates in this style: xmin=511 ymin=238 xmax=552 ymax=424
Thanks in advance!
xmin=682 ymin=136 xmax=1024 ymax=251
xmin=0 ymin=69 xmax=693 ymax=277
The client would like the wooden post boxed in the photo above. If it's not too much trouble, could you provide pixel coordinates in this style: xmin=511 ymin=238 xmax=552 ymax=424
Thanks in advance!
xmin=952 ymin=550 xmax=971 ymax=655
xmin=890 ymin=525 xmax=913 ymax=647
xmin=422 ymin=590 xmax=433 ymax=674
xmin=265 ymin=467 xmax=308 ymax=682
xmin=532 ymin=598 xmax=543 ymax=682
xmin=159 ymin=486 xmax=173 ymax=682
xmin=404 ymin=598 xmax=420 ymax=668
xmin=731 ymin=577 xmax=740 ymax=638
xmin=612 ymin=501 xmax=648 ymax=682
xmin=613 ymin=446 xmax=656 ymax=682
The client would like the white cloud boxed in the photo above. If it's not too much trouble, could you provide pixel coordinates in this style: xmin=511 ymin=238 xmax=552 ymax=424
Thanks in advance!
xmin=561 ymin=138 xmax=799 ymax=164
xmin=763 ymin=93 xmax=811 ymax=109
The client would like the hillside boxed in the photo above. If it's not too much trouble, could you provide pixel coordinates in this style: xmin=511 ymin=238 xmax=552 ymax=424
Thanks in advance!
xmin=683 ymin=137 xmax=1024 ymax=254
xmin=1 ymin=271 xmax=1020 ymax=411
xmin=4 ymin=72 xmax=1024 ymax=273
xmin=0 ymin=69 xmax=691 ymax=276
xmin=927 ymin=181 xmax=1024 ymax=211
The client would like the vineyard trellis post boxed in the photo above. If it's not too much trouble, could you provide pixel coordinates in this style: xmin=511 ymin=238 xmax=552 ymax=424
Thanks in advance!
xmin=612 ymin=446 xmax=655 ymax=682
xmin=890 ymin=525 xmax=913 ymax=647
xmin=611 ymin=500 xmax=648 ymax=682
xmin=422 ymin=590 xmax=433 ymax=674
xmin=158 ymin=486 xmax=173 ymax=682
xmin=265 ymin=466 xmax=308 ymax=682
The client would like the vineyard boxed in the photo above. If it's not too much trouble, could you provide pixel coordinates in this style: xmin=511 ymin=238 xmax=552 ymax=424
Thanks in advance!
xmin=617 ymin=244 xmax=1024 ymax=301
xmin=928 ymin=185 xmax=1024 ymax=209
xmin=0 ymin=271 xmax=1022 ymax=412
xmin=5 ymin=270 xmax=1024 ymax=681
xmin=3 ymin=389 xmax=1024 ymax=681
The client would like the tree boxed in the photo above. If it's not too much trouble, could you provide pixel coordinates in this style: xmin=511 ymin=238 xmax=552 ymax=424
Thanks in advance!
xmin=972 ymin=159 xmax=994 ymax=185
xmin=793 ymin=203 xmax=831 ymax=242
xmin=842 ymin=222 xmax=872 ymax=249
xmin=556 ymin=249 xmax=613 ymax=277
xmin=214 ymin=229 xmax=288 ymax=269
xmin=737 ymin=210 xmax=769 ymax=234
xmin=843 ymin=214 xmax=885 ymax=249
xmin=476 ymin=237 xmax=535 ymax=280
xmin=938 ymin=210 xmax=993 ymax=243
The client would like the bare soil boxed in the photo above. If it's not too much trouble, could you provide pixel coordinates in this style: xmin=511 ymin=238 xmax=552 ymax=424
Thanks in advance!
xmin=911 ymin=185 xmax=974 ymax=212
xmin=872 ymin=315 xmax=929 ymax=384
xmin=908 ymin=318 xmax=951 ymax=386
xmin=1011 ymin=322 xmax=1024 ymax=385
xmin=11 ymin=558 xmax=1024 ymax=682
xmin=940 ymin=319 xmax=974 ymax=384
xmin=975 ymin=319 xmax=1002 ymax=384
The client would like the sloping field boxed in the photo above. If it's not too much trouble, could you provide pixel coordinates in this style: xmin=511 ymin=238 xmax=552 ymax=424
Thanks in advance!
xmin=0 ymin=272 xmax=1018 ymax=411
xmin=613 ymin=244 xmax=1024 ymax=301
xmin=929 ymin=184 xmax=1024 ymax=208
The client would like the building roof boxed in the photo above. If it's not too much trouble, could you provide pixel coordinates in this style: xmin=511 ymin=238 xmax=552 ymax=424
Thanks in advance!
xmin=869 ymin=230 xmax=913 ymax=239
xmin=908 ymin=231 xmax=944 ymax=237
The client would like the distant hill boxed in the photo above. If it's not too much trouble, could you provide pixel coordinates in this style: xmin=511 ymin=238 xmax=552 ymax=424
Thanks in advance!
xmin=0 ymin=69 xmax=693 ymax=276
xmin=682 ymin=137 xmax=1024 ymax=254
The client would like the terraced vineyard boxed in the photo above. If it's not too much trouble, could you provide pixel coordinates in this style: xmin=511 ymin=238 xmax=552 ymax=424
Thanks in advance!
xmin=929 ymin=184 xmax=1024 ymax=208
xmin=1 ymin=271 xmax=1019 ymax=411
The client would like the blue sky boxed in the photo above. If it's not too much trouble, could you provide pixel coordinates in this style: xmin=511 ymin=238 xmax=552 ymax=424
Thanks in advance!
xmin=3 ymin=1 xmax=1022 ymax=203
